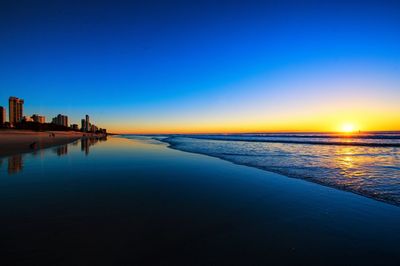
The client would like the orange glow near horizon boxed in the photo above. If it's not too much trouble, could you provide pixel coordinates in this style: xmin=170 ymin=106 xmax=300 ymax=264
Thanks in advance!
xmin=102 ymin=89 xmax=400 ymax=135
xmin=108 ymin=117 xmax=399 ymax=134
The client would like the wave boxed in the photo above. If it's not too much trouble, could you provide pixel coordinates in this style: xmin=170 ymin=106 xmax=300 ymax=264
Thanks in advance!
xmin=159 ymin=135 xmax=400 ymax=206
xmin=189 ymin=132 xmax=400 ymax=139
xmin=180 ymin=134 xmax=400 ymax=147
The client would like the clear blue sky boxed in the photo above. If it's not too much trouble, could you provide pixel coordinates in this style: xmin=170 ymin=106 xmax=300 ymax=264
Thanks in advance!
xmin=1 ymin=0 xmax=399 ymax=132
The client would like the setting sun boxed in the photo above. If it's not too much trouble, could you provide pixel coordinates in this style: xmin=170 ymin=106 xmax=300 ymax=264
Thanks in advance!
xmin=340 ymin=123 xmax=357 ymax=133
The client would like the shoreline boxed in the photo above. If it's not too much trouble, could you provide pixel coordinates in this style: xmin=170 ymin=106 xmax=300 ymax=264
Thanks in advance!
xmin=180 ymin=135 xmax=400 ymax=147
xmin=0 ymin=129 xmax=106 ymax=158
xmin=159 ymin=136 xmax=400 ymax=207
xmin=2 ymin=135 xmax=400 ymax=264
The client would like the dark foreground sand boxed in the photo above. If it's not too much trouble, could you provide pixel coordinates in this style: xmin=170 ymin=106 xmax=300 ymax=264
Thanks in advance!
xmin=1 ymin=136 xmax=399 ymax=265
xmin=0 ymin=130 xmax=103 ymax=157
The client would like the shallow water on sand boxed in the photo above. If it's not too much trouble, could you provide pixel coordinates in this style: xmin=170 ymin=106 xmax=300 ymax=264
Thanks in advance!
xmin=1 ymin=136 xmax=400 ymax=265
xmin=161 ymin=133 xmax=400 ymax=205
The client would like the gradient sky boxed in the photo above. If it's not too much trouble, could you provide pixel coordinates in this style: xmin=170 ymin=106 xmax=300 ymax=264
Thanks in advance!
xmin=1 ymin=0 xmax=399 ymax=133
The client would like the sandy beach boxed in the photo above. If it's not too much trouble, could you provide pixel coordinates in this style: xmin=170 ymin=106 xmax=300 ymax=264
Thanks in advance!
xmin=1 ymin=136 xmax=399 ymax=265
xmin=0 ymin=130 xmax=97 ymax=158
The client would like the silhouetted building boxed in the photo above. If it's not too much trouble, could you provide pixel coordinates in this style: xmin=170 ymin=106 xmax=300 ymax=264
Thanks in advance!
xmin=81 ymin=119 xmax=86 ymax=131
xmin=32 ymin=114 xmax=45 ymax=123
xmin=71 ymin=124 xmax=79 ymax=130
xmin=0 ymin=106 xmax=5 ymax=124
xmin=9 ymin=96 xmax=24 ymax=125
xmin=85 ymin=115 xmax=90 ymax=132
xmin=52 ymin=114 xmax=68 ymax=127
xmin=91 ymin=124 xmax=98 ymax=132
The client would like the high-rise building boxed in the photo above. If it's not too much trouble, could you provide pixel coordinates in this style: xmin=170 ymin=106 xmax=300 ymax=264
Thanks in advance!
xmin=85 ymin=115 xmax=90 ymax=132
xmin=9 ymin=97 xmax=24 ymax=125
xmin=52 ymin=114 xmax=68 ymax=127
xmin=32 ymin=114 xmax=45 ymax=123
xmin=0 ymin=106 xmax=5 ymax=124
xmin=81 ymin=119 xmax=86 ymax=131
xmin=91 ymin=124 xmax=98 ymax=133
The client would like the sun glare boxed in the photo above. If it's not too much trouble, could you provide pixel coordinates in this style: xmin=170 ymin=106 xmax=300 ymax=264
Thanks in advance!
xmin=340 ymin=123 xmax=357 ymax=133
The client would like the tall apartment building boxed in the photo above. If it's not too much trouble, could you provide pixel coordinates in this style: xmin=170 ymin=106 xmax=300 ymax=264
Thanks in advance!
xmin=91 ymin=124 xmax=98 ymax=133
xmin=85 ymin=115 xmax=90 ymax=132
xmin=81 ymin=119 xmax=86 ymax=131
xmin=0 ymin=106 xmax=5 ymax=124
xmin=52 ymin=114 xmax=68 ymax=127
xmin=9 ymin=97 xmax=24 ymax=125
xmin=32 ymin=114 xmax=46 ymax=123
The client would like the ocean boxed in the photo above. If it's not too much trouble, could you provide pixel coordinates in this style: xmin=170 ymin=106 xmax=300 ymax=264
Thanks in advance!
xmin=160 ymin=132 xmax=400 ymax=205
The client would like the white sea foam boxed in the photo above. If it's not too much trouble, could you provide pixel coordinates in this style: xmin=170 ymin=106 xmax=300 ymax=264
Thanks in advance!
xmin=159 ymin=133 xmax=400 ymax=205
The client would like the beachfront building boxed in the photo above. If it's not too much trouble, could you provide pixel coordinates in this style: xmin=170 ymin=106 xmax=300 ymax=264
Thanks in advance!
xmin=71 ymin=124 xmax=79 ymax=130
xmin=22 ymin=116 xmax=34 ymax=122
xmin=81 ymin=119 xmax=86 ymax=131
xmin=81 ymin=115 xmax=94 ymax=132
xmin=0 ymin=106 xmax=5 ymax=124
xmin=85 ymin=115 xmax=90 ymax=132
xmin=80 ymin=115 xmax=106 ymax=133
xmin=91 ymin=124 xmax=98 ymax=133
xmin=9 ymin=96 xmax=24 ymax=125
xmin=32 ymin=114 xmax=46 ymax=123
xmin=52 ymin=114 xmax=69 ymax=127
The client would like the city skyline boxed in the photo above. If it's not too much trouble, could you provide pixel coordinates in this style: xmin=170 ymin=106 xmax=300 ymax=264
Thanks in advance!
xmin=1 ymin=1 xmax=399 ymax=133
xmin=0 ymin=95 xmax=105 ymax=133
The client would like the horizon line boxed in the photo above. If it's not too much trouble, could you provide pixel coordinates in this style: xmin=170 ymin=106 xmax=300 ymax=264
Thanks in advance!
xmin=112 ymin=130 xmax=400 ymax=135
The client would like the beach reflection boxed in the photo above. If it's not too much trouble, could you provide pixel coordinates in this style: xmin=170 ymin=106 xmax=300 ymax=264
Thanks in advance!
xmin=81 ymin=136 xmax=107 ymax=155
xmin=8 ymin=154 xmax=23 ymax=175
xmin=54 ymin=145 xmax=68 ymax=156
xmin=32 ymin=148 xmax=45 ymax=158
xmin=2 ymin=136 xmax=107 ymax=176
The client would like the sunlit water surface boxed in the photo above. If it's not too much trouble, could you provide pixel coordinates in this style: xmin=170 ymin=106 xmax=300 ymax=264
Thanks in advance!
xmin=161 ymin=133 xmax=400 ymax=205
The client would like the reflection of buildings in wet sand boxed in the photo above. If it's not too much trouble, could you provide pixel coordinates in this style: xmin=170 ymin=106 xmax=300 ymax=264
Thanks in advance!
xmin=8 ymin=154 xmax=23 ymax=174
xmin=2 ymin=137 xmax=107 ymax=174
xmin=71 ymin=140 xmax=79 ymax=146
xmin=81 ymin=138 xmax=90 ymax=155
xmin=32 ymin=148 xmax=45 ymax=158
xmin=55 ymin=145 xmax=68 ymax=156
xmin=81 ymin=136 xmax=107 ymax=156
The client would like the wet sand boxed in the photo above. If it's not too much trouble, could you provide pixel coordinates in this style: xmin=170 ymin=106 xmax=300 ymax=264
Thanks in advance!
xmin=0 ymin=130 xmax=91 ymax=157
xmin=1 ymin=136 xmax=399 ymax=265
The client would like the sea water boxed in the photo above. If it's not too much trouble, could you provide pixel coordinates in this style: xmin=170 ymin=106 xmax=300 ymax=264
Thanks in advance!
xmin=160 ymin=132 xmax=400 ymax=205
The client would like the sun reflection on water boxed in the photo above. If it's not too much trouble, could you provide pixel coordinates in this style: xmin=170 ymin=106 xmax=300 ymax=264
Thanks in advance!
xmin=166 ymin=136 xmax=400 ymax=204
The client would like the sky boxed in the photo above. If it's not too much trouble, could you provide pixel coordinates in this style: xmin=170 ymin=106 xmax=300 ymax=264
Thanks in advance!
xmin=0 ymin=0 xmax=399 ymax=133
